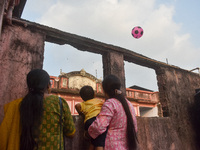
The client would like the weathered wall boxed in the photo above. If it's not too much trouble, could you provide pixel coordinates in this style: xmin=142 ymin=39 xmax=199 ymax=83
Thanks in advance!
xmin=68 ymin=116 xmax=184 ymax=150
xmin=156 ymin=67 xmax=200 ymax=150
xmin=65 ymin=116 xmax=90 ymax=150
xmin=137 ymin=117 xmax=183 ymax=150
xmin=1 ymin=22 xmax=200 ymax=150
xmin=0 ymin=25 xmax=45 ymax=122
xmin=0 ymin=0 xmax=5 ymax=37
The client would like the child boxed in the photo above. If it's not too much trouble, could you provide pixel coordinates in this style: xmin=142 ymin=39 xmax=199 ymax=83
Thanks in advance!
xmin=75 ymin=85 xmax=106 ymax=150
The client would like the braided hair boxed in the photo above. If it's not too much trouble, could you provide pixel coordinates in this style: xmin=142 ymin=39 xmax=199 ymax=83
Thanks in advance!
xmin=102 ymin=75 xmax=138 ymax=150
xmin=20 ymin=69 xmax=50 ymax=150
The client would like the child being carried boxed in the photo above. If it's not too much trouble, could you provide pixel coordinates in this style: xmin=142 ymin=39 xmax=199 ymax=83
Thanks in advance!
xmin=75 ymin=85 xmax=107 ymax=150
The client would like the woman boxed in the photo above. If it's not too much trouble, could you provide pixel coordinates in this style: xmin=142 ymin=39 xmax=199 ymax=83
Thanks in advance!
xmin=0 ymin=69 xmax=76 ymax=150
xmin=88 ymin=75 xmax=138 ymax=150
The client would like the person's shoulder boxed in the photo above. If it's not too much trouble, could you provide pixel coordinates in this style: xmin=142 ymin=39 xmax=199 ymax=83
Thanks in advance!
xmin=126 ymin=98 xmax=131 ymax=104
xmin=105 ymin=98 xmax=124 ymax=107
xmin=88 ymin=98 xmax=104 ymax=104
xmin=126 ymin=98 xmax=134 ymax=105
xmin=52 ymin=95 xmax=68 ymax=105
xmin=4 ymin=98 xmax=23 ymax=107
xmin=4 ymin=98 xmax=23 ymax=113
xmin=102 ymin=98 xmax=119 ymax=112
xmin=45 ymin=95 xmax=69 ymax=107
xmin=59 ymin=96 xmax=69 ymax=106
xmin=106 ymin=98 xmax=117 ymax=103
xmin=44 ymin=95 xmax=61 ymax=105
xmin=92 ymin=98 xmax=103 ymax=102
xmin=45 ymin=94 xmax=58 ymax=101
xmin=11 ymin=97 xmax=23 ymax=103
xmin=104 ymin=98 xmax=117 ymax=106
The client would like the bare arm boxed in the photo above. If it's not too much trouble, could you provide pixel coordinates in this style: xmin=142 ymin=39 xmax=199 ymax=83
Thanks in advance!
xmin=75 ymin=103 xmax=84 ymax=116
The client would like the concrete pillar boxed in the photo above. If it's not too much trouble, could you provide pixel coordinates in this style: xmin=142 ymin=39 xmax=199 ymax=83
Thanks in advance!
xmin=102 ymin=51 xmax=126 ymax=93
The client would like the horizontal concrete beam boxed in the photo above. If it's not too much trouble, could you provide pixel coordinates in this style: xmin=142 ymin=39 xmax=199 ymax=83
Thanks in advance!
xmin=12 ymin=18 xmax=183 ymax=70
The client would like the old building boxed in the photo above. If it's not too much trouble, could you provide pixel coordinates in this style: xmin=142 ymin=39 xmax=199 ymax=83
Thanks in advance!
xmin=50 ymin=69 xmax=160 ymax=117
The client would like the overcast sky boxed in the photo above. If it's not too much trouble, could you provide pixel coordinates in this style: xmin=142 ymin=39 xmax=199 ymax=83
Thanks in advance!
xmin=22 ymin=0 xmax=200 ymax=91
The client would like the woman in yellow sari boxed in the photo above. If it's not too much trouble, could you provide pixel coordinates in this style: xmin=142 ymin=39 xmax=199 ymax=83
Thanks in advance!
xmin=0 ymin=69 xmax=76 ymax=150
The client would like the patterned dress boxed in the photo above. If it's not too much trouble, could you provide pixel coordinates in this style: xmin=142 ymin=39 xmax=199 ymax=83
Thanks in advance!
xmin=36 ymin=95 xmax=76 ymax=150
xmin=0 ymin=95 xmax=75 ymax=150
xmin=88 ymin=98 xmax=137 ymax=150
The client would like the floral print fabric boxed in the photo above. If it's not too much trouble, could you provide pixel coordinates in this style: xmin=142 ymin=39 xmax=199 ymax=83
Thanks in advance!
xmin=88 ymin=98 xmax=137 ymax=150
xmin=36 ymin=95 xmax=75 ymax=150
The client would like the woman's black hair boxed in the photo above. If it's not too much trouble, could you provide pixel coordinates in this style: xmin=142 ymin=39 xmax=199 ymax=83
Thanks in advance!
xmin=20 ymin=69 xmax=50 ymax=150
xmin=102 ymin=74 xmax=138 ymax=150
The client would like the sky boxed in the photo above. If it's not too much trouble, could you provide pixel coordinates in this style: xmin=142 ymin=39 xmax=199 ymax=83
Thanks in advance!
xmin=21 ymin=0 xmax=200 ymax=91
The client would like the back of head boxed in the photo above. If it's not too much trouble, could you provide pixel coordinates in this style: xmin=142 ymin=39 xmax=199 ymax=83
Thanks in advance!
xmin=102 ymin=75 xmax=121 ymax=98
xmin=27 ymin=69 xmax=50 ymax=94
xmin=80 ymin=85 xmax=95 ymax=101
xmin=20 ymin=69 xmax=50 ymax=150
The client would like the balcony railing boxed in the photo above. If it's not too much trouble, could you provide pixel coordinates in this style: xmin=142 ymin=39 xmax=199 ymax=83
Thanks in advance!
xmin=126 ymin=88 xmax=159 ymax=103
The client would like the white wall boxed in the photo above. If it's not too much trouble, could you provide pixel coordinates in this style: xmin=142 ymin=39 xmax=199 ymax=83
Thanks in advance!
xmin=140 ymin=106 xmax=158 ymax=117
